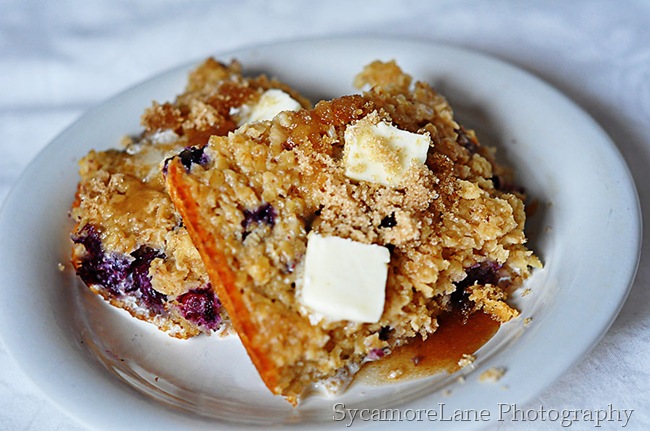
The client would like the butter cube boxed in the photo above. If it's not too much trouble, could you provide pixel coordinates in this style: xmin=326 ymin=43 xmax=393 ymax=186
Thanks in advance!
xmin=344 ymin=112 xmax=431 ymax=186
xmin=300 ymin=234 xmax=390 ymax=323
xmin=237 ymin=89 xmax=302 ymax=125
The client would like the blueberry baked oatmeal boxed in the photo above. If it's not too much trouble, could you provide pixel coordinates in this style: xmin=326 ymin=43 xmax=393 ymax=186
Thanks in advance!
xmin=165 ymin=60 xmax=541 ymax=402
xmin=70 ymin=58 xmax=310 ymax=338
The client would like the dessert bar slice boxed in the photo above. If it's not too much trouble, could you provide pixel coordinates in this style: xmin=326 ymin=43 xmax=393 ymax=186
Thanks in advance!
xmin=165 ymin=60 xmax=540 ymax=400
xmin=70 ymin=58 xmax=310 ymax=338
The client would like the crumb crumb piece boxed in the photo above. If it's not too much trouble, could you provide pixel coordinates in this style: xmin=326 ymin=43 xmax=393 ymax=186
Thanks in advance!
xmin=458 ymin=353 xmax=476 ymax=368
xmin=443 ymin=389 xmax=452 ymax=397
xmin=524 ymin=317 xmax=532 ymax=326
xmin=521 ymin=288 xmax=532 ymax=297
xmin=479 ymin=367 xmax=505 ymax=383
xmin=57 ymin=262 xmax=65 ymax=271
xmin=457 ymin=376 xmax=466 ymax=384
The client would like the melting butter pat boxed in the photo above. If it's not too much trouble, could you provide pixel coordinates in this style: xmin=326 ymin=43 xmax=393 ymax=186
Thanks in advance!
xmin=236 ymin=89 xmax=301 ymax=125
xmin=344 ymin=112 xmax=431 ymax=186
xmin=300 ymin=234 xmax=390 ymax=323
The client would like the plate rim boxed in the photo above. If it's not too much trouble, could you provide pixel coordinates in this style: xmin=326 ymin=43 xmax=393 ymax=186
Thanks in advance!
xmin=0 ymin=35 xmax=642 ymax=430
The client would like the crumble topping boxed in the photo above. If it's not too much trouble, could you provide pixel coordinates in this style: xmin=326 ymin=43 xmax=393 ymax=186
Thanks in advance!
xmin=70 ymin=58 xmax=311 ymax=338
xmin=165 ymin=60 xmax=541 ymax=402
xmin=69 ymin=56 xmax=541 ymax=404
xmin=480 ymin=367 xmax=506 ymax=383
xmin=458 ymin=354 xmax=476 ymax=368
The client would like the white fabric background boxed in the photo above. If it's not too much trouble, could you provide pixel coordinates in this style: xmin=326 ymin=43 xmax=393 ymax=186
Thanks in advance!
xmin=1 ymin=0 xmax=648 ymax=429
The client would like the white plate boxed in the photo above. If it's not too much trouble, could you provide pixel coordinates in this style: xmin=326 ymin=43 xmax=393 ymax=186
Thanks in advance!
xmin=0 ymin=37 xmax=641 ymax=430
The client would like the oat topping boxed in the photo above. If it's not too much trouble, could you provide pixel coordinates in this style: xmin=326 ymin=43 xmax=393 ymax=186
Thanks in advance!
xmin=164 ymin=60 xmax=541 ymax=402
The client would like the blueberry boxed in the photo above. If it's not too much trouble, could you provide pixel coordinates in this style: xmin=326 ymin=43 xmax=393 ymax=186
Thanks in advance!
xmin=455 ymin=128 xmax=479 ymax=155
xmin=490 ymin=175 xmax=525 ymax=194
xmin=177 ymin=286 xmax=222 ymax=330
xmin=241 ymin=202 xmax=276 ymax=237
xmin=178 ymin=146 xmax=209 ymax=171
xmin=72 ymin=225 xmax=167 ymax=314
xmin=241 ymin=203 xmax=276 ymax=241
xmin=72 ymin=225 xmax=129 ymax=295
xmin=378 ymin=326 xmax=391 ymax=341
xmin=379 ymin=213 xmax=397 ymax=228
xmin=129 ymin=246 xmax=166 ymax=313
xmin=459 ymin=261 xmax=502 ymax=288
xmin=491 ymin=175 xmax=501 ymax=190
xmin=451 ymin=261 xmax=503 ymax=318
xmin=162 ymin=145 xmax=209 ymax=174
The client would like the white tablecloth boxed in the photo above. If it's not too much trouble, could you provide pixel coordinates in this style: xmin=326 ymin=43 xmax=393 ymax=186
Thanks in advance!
xmin=1 ymin=1 xmax=648 ymax=429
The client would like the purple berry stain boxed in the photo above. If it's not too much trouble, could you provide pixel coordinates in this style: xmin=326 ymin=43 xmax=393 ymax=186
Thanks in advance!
xmin=367 ymin=348 xmax=386 ymax=361
xmin=71 ymin=225 xmax=129 ymax=296
xmin=72 ymin=225 xmax=167 ymax=314
xmin=128 ymin=246 xmax=166 ymax=313
xmin=177 ymin=286 xmax=222 ymax=330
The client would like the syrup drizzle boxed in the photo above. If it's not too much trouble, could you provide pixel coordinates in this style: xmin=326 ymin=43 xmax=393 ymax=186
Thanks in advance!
xmin=356 ymin=311 xmax=500 ymax=384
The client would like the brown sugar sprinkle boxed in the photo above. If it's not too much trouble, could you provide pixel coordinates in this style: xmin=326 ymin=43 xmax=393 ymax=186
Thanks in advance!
xmin=142 ymin=63 xmax=309 ymax=148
